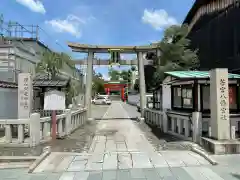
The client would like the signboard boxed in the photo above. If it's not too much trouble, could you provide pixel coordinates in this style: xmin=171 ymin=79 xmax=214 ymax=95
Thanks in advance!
xmin=44 ymin=90 xmax=66 ymax=110
xmin=18 ymin=73 xmax=32 ymax=119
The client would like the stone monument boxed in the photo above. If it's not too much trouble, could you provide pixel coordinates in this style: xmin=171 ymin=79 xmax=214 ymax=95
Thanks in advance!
xmin=210 ymin=68 xmax=230 ymax=140
xmin=18 ymin=73 xmax=33 ymax=119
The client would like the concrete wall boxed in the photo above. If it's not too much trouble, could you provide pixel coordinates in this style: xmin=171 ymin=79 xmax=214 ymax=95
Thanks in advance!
xmin=0 ymin=43 xmax=37 ymax=82
xmin=0 ymin=88 xmax=18 ymax=119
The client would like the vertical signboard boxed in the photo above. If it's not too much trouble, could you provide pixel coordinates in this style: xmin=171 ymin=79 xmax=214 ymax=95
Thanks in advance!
xmin=210 ymin=68 xmax=230 ymax=140
xmin=18 ymin=73 xmax=32 ymax=119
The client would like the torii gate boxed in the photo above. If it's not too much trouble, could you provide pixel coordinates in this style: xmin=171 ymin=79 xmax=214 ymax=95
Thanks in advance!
xmin=67 ymin=42 xmax=160 ymax=121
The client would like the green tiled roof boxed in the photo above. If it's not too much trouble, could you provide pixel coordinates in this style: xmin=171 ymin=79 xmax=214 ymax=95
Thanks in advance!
xmin=164 ymin=71 xmax=240 ymax=79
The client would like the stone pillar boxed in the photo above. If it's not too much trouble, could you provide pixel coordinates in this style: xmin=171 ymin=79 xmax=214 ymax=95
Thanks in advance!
xmin=210 ymin=68 xmax=230 ymax=140
xmin=184 ymin=120 xmax=189 ymax=138
xmin=85 ymin=51 xmax=94 ymax=120
xmin=171 ymin=118 xmax=175 ymax=132
xmin=137 ymin=51 xmax=146 ymax=119
xmin=58 ymin=119 xmax=63 ymax=137
xmin=18 ymin=73 xmax=33 ymax=119
xmin=43 ymin=122 xmax=50 ymax=138
xmin=29 ymin=113 xmax=40 ymax=147
xmin=192 ymin=112 xmax=202 ymax=143
xmin=177 ymin=118 xmax=181 ymax=134
xmin=162 ymin=111 xmax=168 ymax=133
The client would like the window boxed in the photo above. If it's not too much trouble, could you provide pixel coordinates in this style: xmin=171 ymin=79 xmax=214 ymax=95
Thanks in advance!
xmin=201 ymin=85 xmax=238 ymax=111
xmin=182 ymin=88 xmax=193 ymax=108
xmin=172 ymin=86 xmax=193 ymax=109
xmin=153 ymin=89 xmax=162 ymax=110
xmin=173 ymin=87 xmax=181 ymax=108
xmin=202 ymin=86 xmax=210 ymax=110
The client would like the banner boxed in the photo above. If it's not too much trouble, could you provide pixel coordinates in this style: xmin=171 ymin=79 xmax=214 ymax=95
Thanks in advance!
xmin=229 ymin=86 xmax=236 ymax=105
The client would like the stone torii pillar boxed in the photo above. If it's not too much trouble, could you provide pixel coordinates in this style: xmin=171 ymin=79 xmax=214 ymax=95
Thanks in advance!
xmin=85 ymin=51 xmax=94 ymax=120
xmin=137 ymin=51 xmax=146 ymax=120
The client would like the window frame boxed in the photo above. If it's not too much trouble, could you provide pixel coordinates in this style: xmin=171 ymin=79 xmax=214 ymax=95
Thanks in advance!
xmin=171 ymin=84 xmax=195 ymax=112
xmin=200 ymin=84 xmax=240 ymax=113
xmin=153 ymin=88 xmax=162 ymax=110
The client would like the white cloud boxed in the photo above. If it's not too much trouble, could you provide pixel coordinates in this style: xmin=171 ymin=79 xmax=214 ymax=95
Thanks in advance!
xmin=142 ymin=9 xmax=177 ymax=30
xmin=102 ymin=74 xmax=110 ymax=81
xmin=45 ymin=14 xmax=86 ymax=38
xmin=45 ymin=15 xmax=90 ymax=38
xmin=16 ymin=0 xmax=46 ymax=14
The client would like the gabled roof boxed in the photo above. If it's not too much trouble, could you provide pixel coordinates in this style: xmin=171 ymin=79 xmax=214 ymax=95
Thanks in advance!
xmin=0 ymin=81 xmax=17 ymax=88
xmin=183 ymin=0 xmax=210 ymax=24
xmin=164 ymin=71 xmax=240 ymax=79
xmin=33 ymin=73 xmax=70 ymax=87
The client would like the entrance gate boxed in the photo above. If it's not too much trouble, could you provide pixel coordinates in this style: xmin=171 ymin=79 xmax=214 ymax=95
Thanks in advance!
xmin=104 ymin=81 xmax=129 ymax=101
xmin=67 ymin=43 xmax=160 ymax=120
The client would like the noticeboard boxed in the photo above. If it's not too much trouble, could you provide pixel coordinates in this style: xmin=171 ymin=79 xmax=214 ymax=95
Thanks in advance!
xmin=44 ymin=90 xmax=66 ymax=110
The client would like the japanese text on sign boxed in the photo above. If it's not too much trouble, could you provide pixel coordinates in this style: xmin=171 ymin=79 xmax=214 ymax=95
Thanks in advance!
xmin=19 ymin=77 xmax=29 ymax=110
xmin=219 ymin=79 xmax=227 ymax=121
xmin=18 ymin=73 xmax=32 ymax=119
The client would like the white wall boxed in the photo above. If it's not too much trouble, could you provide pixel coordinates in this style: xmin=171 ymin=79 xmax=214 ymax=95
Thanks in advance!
xmin=0 ymin=88 xmax=18 ymax=119
xmin=162 ymin=76 xmax=172 ymax=110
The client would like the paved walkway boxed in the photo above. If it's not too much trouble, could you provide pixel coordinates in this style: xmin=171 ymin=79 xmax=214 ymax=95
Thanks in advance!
xmin=1 ymin=102 xmax=240 ymax=180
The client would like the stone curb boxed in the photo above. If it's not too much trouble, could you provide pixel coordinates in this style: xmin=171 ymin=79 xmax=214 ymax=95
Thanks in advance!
xmin=191 ymin=146 xmax=218 ymax=165
xmin=0 ymin=156 xmax=38 ymax=162
xmin=137 ymin=117 xmax=145 ymax=122
xmin=126 ymin=101 xmax=137 ymax=107
xmin=28 ymin=147 xmax=52 ymax=173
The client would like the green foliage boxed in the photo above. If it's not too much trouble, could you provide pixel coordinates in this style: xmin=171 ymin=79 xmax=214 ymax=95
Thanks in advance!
xmin=131 ymin=66 xmax=137 ymax=71
xmin=36 ymin=50 xmax=63 ymax=78
xmin=134 ymin=78 xmax=139 ymax=92
xmin=92 ymin=71 xmax=105 ymax=94
xmin=108 ymin=68 xmax=121 ymax=80
xmin=36 ymin=50 xmax=82 ymax=106
xmin=120 ymin=70 xmax=132 ymax=83
xmin=153 ymin=24 xmax=199 ymax=85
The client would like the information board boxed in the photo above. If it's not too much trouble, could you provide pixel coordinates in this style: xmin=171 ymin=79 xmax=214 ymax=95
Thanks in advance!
xmin=44 ymin=90 xmax=66 ymax=110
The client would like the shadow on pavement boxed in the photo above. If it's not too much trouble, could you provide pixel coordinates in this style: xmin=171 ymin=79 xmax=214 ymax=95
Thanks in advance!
xmin=147 ymin=123 xmax=187 ymax=142
xmin=232 ymin=173 xmax=240 ymax=179
xmin=0 ymin=122 xmax=98 ymax=156
xmin=94 ymin=117 xmax=138 ymax=121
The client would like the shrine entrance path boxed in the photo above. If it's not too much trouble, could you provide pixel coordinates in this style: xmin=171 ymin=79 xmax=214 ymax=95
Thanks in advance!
xmin=30 ymin=102 xmax=219 ymax=180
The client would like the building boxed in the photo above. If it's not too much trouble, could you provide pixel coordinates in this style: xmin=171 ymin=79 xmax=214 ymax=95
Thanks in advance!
xmin=0 ymin=20 xmax=84 ymax=118
xmin=183 ymin=0 xmax=240 ymax=72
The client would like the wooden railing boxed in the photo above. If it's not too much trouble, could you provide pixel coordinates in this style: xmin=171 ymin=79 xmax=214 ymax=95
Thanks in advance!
xmin=0 ymin=108 xmax=87 ymax=147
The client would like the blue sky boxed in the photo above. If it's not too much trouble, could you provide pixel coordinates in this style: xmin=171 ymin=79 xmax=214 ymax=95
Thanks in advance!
xmin=0 ymin=0 xmax=194 ymax=80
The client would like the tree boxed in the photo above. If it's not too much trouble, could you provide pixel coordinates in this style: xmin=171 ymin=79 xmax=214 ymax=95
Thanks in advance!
xmin=108 ymin=68 xmax=120 ymax=80
xmin=153 ymin=24 xmax=199 ymax=85
xmin=36 ymin=50 xmax=64 ymax=78
xmin=131 ymin=66 xmax=137 ymax=72
xmin=92 ymin=71 xmax=105 ymax=94
xmin=36 ymin=50 xmax=81 ymax=106
xmin=134 ymin=78 xmax=139 ymax=92
xmin=119 ymin=70 xmax=132 ymax=83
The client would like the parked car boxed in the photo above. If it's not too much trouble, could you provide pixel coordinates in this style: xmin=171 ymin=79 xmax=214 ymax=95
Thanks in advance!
xmin=137 ymin=94 xmax=153 ymax=112
xmin=92 ymin=96 xmax=111 ymax=105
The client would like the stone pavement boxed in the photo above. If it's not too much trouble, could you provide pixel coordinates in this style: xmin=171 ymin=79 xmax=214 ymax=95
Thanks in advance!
xmin=0 ymin=104 xmax=108 ymax=156
xmin=1 ymin=102 xmax=240 ymax=179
